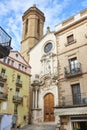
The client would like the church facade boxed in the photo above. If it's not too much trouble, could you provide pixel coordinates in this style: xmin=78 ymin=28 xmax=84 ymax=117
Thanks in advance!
xmin=29 ymin=28 xmax=58 ymax=124
xmin=20 ymin=4 xmax=58 ymax=124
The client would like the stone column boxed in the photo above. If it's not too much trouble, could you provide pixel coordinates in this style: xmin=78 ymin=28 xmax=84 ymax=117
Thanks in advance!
xmin=37 ymin=89 xmax=39 ymax=108
xmin=35 ymin=88 xmax=38 ymax=108
xmin=33 ymin=91 xmax=35 ymax=108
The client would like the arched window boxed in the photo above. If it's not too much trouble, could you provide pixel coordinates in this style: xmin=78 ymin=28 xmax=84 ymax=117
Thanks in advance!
xmin=25 ymin=19 xmax=28 ymax=34
xmin=37 ymin=19 xmax=40 ymax=34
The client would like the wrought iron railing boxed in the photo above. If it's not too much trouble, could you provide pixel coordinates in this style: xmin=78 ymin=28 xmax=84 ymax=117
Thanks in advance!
xmin=0 ymin=27 xmax=11 ymax=46
xmin=0 ymin=26 xmax=12 ymax=58
xmin=16 ymin=79 xmax=22 ymax=87
xmin=64 ymin=62 xmax=82 ymax=78
xmin=0 ymin=92 xmax=8 ymax=100
xmin=60 ymin=92 xmax=87 ymax=107
xmin=13 ymin=95 xmax=23 ymax=104
xmin=0 ymin=73 xmax=7 ymax=81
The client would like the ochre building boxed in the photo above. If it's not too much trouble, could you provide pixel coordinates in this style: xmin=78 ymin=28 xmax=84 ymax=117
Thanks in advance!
xmin=0 ymin=51 xmax=31 ymax=128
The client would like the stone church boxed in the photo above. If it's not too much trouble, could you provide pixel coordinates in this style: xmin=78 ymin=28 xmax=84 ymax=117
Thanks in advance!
xmin=20 ymin=4 xmax=87 ymax=130
xmin=20 ymin=4 xmax=58 ymax=124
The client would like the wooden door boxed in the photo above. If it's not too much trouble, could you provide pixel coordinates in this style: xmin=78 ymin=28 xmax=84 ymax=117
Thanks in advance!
xmin=44 ymin=93 xmax=55 ymax=122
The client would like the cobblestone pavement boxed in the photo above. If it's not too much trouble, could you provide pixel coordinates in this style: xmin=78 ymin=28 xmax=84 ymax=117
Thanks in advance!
xmin=19 ymin=124 xmax=56 ymax=130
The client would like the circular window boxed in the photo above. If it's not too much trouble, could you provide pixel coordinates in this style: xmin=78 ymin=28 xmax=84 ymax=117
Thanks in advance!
xmin=44 ymin=42 xmax=52 ymax=53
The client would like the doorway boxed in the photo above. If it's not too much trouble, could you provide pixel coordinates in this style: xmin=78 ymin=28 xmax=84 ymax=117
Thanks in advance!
xmin=44 ymin=93 xmax=55 ymax=122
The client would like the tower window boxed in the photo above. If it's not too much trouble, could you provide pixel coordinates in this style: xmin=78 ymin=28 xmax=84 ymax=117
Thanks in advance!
xmin=37 ymin=19 xmax=40 ymax=34
xmin=25 ymin=19 xmax=28 ymax=34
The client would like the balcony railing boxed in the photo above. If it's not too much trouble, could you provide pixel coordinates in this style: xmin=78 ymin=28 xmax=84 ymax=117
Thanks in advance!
xmin=0 ymin=73 xmax=7 ymax=81
xmin=13 ymin=95 xmax=23 ymax=104
xmin=16 ymin=79 xmax=22 ymax=87
xmin=0 ymin=26 xmax=12 ymax=58
xmin=0 ymin=92 xmax=8 ymax=101
xmin=59 ymin=92 xmax=87 ymax=107
xmin=64 ymin=62 xmax=82 ymax=78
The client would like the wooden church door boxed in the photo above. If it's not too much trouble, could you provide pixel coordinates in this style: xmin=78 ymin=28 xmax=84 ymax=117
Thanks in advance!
xmin=44 ymin=93 xmax=55 ymax=122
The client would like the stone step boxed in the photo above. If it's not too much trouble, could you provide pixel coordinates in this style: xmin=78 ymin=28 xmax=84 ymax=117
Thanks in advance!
xmin=20 ymin=124 xmax=56 ymax=130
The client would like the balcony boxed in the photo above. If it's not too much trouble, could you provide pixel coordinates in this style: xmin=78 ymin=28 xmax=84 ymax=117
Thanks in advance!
xmin=64 ymin=62 xmax=82 ymax=78
xmin=16 ymin=79 xmax=22 ymax=87
xmin=0 ymin=92 xmax=8 ymax=101
xmin=59 ymin=92 xmax=87 ymax=108
xmin=13 ymin=95 xmax=23 ymax=104
xmin=0 ymin=73 xmax=7 ymax=82
xmin=0 ymin=26 xmax=12 ymax=58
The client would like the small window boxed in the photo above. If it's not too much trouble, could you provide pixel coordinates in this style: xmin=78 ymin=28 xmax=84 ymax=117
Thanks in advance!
xmin=22 ymin=65 xmax=24 ymax=70
xmin=7 ymin=58 xmax=10 ymax=64
xmin=11 ymin=60 xmax=14 ymax=66
xmin=3 ymin=57 xmax=7 ymax=63
xmin=18 ymin=64 xmax=21 ymax=69
xmin=16 ymin=75 xmax=21 ymax=84
xmin=67 ymin=34 xmax=74 ymax=43
xmin=14 ymin=104 xmax=18 ymax=114
xmin=25 ymin=67 xmax=27 ymax=71
xmin=1 ymin=69 xmax=6 ymax=77
xmin=17 ymin=75 xmax=20 ymax=81
xmin=15 ymin=89 xmax=19 ymax=97
xmin=0 ymin=83 xmax=4 ymax=93
xmin=16 ymin=54 xmax=18 ymax=57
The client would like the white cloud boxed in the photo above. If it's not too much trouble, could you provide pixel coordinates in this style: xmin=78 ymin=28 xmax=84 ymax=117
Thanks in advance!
xmin=0 ymin=2 xmax=8 ymax=17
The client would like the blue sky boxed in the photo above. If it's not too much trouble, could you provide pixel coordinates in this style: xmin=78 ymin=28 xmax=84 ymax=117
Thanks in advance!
xmin=0 ymin=0 xmax=87 ymax=51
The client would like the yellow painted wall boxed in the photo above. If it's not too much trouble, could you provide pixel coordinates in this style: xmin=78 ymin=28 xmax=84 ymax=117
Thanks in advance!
xmin=0 ymin=62 xmax=30 ymax=127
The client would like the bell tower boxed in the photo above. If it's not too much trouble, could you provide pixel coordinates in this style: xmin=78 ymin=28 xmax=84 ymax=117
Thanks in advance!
xmin=20 ymin=4 xmax=45 ymax=62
